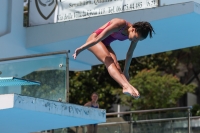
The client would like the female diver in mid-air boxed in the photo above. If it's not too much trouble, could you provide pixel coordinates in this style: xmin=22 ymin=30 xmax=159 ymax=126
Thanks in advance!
xmin=73 ymin=18 xmax=155 ymax=99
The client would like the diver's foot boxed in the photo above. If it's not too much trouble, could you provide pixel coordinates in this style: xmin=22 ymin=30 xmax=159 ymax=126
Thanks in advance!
xmin=122 ymin=86 xmax=140 ymax=99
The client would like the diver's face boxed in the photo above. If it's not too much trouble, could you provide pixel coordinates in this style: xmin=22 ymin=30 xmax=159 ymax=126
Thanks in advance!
xmin=129 ymin=28 xmax=144 ymax=43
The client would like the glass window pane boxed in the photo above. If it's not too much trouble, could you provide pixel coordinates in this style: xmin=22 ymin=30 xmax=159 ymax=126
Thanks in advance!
xmin=0 ymin=55 xmax=67 ymax=101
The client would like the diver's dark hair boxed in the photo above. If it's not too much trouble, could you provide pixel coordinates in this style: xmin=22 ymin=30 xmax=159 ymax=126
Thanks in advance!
xmin=132 ymin=21 xmax=155 ymax=39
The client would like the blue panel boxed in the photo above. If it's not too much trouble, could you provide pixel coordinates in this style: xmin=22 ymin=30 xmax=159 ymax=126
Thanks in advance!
xmin=0 ymin=77 xmax=40 ymax=86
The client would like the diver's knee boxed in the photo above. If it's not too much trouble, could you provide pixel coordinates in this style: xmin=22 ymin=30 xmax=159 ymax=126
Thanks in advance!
xmin=104 ymin=56 xmax=114 ymax=64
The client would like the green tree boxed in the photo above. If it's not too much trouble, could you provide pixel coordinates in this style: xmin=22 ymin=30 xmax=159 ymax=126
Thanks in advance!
xmin=171 ymin=46 xmax=200 ymax=85
xmin=191 ymin=104 xmax=200 ymax=116
xmin=125 ymin=51 xmax=179 ymax=77
xmin=113 ymin=69 xmax=195 ymax=110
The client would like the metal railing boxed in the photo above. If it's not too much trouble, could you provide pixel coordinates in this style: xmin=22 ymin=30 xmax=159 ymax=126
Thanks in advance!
xmin=69 ymin=106 xmax=194 ymax=133
xmin=105 ymin=106 xmax=192 ymax=133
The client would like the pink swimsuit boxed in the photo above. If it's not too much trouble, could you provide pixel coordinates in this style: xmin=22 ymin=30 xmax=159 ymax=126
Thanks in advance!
xmin=93 ymin=22 xmax=129 ymax=46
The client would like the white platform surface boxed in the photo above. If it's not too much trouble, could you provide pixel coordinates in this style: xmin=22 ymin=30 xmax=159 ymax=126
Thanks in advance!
xmin=0 ymin=94 xmax=106 ymax=133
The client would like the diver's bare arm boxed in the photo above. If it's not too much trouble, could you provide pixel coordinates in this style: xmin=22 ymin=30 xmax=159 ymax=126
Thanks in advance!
xmin=123 ymin=41 xmax=137 ymax=73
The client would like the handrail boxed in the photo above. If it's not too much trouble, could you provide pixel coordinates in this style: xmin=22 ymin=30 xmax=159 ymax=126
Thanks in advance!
xmin=98 ymin=116 xmax=200 ymax=125
xmin=106 ymin=106 xmax=192 ymax=116
xmin=72 ymin=107 xmax=194 ymax=133
xmin=75 ymin=116 xmax=199 ymax=133
xmin=0 ymin=50 xmax=70 ymax=62
xmin=105 ymin=106 xmax=192 ymax=133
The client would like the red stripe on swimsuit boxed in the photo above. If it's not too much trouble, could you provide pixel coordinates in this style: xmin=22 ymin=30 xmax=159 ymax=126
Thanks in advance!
xmin=94 ymin=22 xmax=111 ymax=35
xmin=93 ymin=21 xmax=129 ymax=46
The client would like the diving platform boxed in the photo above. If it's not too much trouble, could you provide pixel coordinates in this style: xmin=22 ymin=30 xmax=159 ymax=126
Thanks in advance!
xmin=0 ymin=94 xmax=106 ymax=133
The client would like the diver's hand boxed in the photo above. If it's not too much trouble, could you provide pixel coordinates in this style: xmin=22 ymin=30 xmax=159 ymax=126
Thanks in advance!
xmin=73 ymin=47 xmax=82 ymax=59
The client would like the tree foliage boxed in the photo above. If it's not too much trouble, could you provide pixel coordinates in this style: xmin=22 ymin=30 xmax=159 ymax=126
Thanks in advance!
xmin=125 ymin=51 xmax=179 ymax=76
xmin=172 ymin=46 xmax=200 ymax=67
xmin=112 ymin=69 xmax=195 ymax=110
